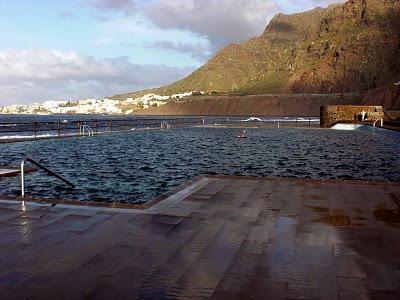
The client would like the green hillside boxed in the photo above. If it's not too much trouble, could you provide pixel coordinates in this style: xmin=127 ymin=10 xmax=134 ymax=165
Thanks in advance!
xmin=113 ymin=0 xmax=400 ymax=100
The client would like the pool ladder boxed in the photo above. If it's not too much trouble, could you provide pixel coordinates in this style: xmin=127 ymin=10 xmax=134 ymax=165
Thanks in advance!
xmin=20 ymin=157 xmax=75 ymax=199
xmin=161 ymin=121 xmax=171 ymax=130
xmin=373 ymin=119 xmax=383 ymax=127
xmin=80 ymin=124 xmax=94 ymax=136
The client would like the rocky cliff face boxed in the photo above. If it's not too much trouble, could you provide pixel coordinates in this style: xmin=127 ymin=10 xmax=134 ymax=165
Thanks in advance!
xmin=289 ymin=0 xmax=400 ymax=94
xmin=134 ymin=93 xmax=361 ymax=117
xmin=136 ymin=0 xmax=400 ymax=97
xmin=362 ymin=84 xmax=400 ymax=109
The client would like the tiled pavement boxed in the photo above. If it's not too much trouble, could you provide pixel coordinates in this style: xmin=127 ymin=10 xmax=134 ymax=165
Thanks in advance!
xmin=0 ymin=176 xmax=400 ymax=299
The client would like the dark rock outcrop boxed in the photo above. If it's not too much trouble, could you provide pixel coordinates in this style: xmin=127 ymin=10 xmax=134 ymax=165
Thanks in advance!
xmin=115 ymin=0 xmax=400 ymax=109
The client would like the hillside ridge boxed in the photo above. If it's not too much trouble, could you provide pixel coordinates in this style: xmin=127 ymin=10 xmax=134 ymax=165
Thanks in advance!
xmin=113 ymin=0 xmax=400 ymax=101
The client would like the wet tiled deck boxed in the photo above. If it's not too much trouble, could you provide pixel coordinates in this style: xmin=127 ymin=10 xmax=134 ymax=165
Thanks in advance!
xmin=1 ymin=176 xmax=400 ymax=299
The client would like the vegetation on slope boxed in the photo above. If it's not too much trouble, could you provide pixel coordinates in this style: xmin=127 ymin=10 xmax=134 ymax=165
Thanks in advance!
xmin=113 ymin=0 xmax=400 ymax=100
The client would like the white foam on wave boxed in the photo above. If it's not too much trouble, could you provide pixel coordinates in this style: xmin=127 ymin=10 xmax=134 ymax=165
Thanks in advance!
xmin=0 ymin=133 xmax=61 ymax=140
xmin=0 ymin=124 xmax=17 ymax=127
xmin=331 ymin=124 xmax=365 ymax=131
xmin=240 ymin=117 xmax=320 ymax=122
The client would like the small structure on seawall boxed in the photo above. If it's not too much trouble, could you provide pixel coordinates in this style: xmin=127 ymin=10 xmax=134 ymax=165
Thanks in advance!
xmin=320 ymin=105 xmax=384 ymax=128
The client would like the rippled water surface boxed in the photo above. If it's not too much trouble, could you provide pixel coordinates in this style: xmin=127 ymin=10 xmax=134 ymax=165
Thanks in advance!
xmin=0 ymin=127 xmax=399 ymax=203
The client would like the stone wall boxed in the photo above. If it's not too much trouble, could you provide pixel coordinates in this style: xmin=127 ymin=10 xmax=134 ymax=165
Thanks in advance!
xmin=320 ymin=105 xmax=384 ymax=128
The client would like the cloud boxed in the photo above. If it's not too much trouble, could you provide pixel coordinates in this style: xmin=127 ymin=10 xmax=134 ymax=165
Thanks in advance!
xmin=300 ymin=0 xmax=346 ymax=7
xmin=144 ymin=40 xmax=210 ymax=61
xmin=87 ymin=0 xmax=348 ymax=52
xmin=59 ymin=11 xmax=77 ymax=19
xmin=0 ymin=49 xmax=195 ymax=104
xmin=278 ymin=0 xmax=346 ymax=12
xmin=143 ymin=0 xmax=280 ymax=50
xmin=86 ymin=0 xmax=137 ymax=15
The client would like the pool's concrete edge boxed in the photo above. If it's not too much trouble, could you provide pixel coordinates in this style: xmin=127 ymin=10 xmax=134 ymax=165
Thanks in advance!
xmin=1 ymin=175 xmax=399 ymax=213
xmin=0 ymin=175 xmax=213 ymax=212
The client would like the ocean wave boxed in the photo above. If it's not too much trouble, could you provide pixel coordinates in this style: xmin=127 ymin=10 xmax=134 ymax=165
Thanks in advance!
xmin=0 ymin=124 xmax=17 ymax=127
xmin=0 ymin=133 xmax=64 ymax=140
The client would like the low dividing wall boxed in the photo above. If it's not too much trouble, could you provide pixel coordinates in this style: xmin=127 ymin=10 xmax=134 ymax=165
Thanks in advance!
xmin=320 ymin=105 xmax=384 ymax=128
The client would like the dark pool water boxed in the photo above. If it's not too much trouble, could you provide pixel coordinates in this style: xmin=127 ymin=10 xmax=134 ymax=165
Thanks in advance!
xmin=0 ymin=127 xmax=399 ymax=204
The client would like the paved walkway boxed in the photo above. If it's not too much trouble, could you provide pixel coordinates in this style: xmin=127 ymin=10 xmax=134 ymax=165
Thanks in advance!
xmin=0 ymin=176 xmax=399 ymax=299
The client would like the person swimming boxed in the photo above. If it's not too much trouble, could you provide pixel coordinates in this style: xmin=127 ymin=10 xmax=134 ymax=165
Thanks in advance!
xmin=237 ymin=130 xmax=247 ymax=138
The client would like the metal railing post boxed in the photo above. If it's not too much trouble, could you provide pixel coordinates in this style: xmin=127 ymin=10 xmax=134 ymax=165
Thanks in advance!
xmin=373 ymin=118 xmax=383 ymax=127
xmin=20 ymin=157 xmax=75 ymax=199
xmin=21 ymin=159 xmax=26 ymax=198
xmin=34 ymin=122 xmax=37 ymax=139
xmin=57 ymin=121 xmax=61 ymax=137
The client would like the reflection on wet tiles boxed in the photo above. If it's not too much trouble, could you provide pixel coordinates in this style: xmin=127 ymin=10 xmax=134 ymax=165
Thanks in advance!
xmin=312 ymin=215 xmax=351 ymax=226
xmin=373 ymin=208 xmax=400 ymax=226
xmin=304 ymin=205 xmax=329 ymax=213
xmin=336 ymin=257 xmax=367 ymax=279
xmin=1 ymin=177 xmax=400 ymax=298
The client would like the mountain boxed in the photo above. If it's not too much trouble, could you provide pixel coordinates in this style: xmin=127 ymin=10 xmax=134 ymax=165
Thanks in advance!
xmin=134 ymin=93 xmax=362 ymax=117
xmin=113 ymin=0 xmax=400 ymax=105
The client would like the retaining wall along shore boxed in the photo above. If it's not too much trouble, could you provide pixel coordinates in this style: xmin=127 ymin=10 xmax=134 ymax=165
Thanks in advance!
xmin=320 ymin=105 xmax=384 ymax=128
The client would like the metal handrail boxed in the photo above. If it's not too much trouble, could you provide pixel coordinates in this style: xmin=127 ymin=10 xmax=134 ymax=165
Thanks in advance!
xmin=80 ymin=124 xmax=94 ymax=136
xmin=21 ymin=157 xmax=75 ymax=198
xmin=161 ymin=121 xmax=171 ymax=130
xmin=373 ymin=119 xmax=383 ymax=127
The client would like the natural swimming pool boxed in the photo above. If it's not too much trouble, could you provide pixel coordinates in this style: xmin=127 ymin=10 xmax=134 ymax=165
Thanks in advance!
xmin=0 ymin=127 xmax=399 ymax=204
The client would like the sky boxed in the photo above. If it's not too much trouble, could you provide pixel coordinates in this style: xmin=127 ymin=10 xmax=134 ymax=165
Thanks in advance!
xmin=0 ymin=0 xmax=345 ymax=105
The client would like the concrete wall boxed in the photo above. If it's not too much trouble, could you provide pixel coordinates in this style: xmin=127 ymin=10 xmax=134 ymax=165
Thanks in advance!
xmin=320 ymin=105 xmax=384 ymax=128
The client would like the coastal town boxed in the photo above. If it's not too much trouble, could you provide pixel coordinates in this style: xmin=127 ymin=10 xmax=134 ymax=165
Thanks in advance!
xmin=0 ymin=91 xmax=199 ymax=115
